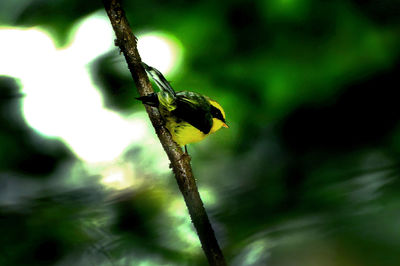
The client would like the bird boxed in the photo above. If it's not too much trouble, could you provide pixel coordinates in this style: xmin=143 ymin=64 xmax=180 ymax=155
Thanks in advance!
xmin=137 ymin=62 xmax=228 ymax=150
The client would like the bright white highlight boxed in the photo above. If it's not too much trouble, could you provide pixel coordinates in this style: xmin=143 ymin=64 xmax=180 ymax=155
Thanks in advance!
xmin=64 ymin=13 xmax=115 ymax=64
xmin=137 ymin=33 xmax=182 ymax=74
xmin=0 ymin=12 xmax=152 ymax=163
xmin=100 ymin=164 xmax=137 ymax=190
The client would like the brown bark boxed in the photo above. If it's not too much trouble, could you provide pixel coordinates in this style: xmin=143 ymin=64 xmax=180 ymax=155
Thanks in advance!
xmin=102 ymin=1 xmax=226 ymax=265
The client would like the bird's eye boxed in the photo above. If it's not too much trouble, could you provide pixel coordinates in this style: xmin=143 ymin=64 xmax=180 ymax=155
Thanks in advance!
xmin=210 ymin=105 xmax=225 ymax=122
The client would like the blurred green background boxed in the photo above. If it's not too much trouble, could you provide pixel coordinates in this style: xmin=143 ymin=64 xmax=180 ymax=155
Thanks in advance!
xmin=1 ymin=0 xmax=400 ymax=265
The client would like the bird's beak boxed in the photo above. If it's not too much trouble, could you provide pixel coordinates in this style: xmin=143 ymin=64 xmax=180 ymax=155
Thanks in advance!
xmin=222 ymin=123 xmax=229 ymax=128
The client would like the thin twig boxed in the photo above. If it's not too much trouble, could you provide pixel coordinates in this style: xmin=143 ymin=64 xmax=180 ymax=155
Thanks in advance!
xmin=102 ymin=1 xmax=226 ymax=265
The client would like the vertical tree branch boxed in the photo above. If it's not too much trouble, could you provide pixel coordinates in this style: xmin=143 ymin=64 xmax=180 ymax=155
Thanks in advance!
xmin=102 ymin=1 xmax=226 ymax=265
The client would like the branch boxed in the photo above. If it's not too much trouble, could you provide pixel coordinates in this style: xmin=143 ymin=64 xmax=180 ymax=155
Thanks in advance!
xmin=102 ymin=1 xmax=226 ymax=265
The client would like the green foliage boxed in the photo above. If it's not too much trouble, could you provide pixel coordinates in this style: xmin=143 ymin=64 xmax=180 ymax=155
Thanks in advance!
xmin=1 ymin=0 xmax=400 ymax=265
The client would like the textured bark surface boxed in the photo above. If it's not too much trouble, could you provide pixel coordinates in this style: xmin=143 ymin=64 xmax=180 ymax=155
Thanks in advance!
xmin=102 ymin=1 xmax=226 ymax=265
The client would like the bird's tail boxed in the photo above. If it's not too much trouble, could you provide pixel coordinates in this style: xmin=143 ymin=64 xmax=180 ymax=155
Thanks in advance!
xmin=142 ymin=62 xmax=177 ymax=111
xmin=142 ymin=62 xmax=176 ymax=97
xmin=136 ymin=93 xmax=159 ymax=107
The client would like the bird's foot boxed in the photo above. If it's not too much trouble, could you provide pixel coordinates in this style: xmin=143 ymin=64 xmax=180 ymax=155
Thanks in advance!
xmin=180 ymin=152 xmax=191 ymax=162
xmin=178 ymin=145 xmax=191 ymax=163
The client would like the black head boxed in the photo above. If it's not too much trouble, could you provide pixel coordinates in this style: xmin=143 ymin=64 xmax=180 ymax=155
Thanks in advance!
xmin=210 ymin=105 xmax=226 ymax=123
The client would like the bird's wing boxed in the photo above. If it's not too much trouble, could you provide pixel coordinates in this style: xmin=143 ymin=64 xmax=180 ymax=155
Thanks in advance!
xmin=172 ymin=93 xmax=213 ymax=134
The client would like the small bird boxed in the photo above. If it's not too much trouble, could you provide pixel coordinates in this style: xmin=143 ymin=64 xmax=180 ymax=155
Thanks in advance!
xmin=137 ymin=63 xmax=228 ymax=149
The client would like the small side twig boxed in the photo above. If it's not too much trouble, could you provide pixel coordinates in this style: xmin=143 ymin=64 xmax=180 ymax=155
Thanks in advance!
xmin=102 ymin=1 xmax=226 ymax=265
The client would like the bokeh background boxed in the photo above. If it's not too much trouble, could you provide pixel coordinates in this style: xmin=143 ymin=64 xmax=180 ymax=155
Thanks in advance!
xmin=1 ymin=0 xmax=400 ymax=265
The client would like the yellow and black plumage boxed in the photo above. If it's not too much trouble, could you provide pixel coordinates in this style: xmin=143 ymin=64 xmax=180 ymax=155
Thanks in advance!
xmin=137 ymin=63 xmax=228 ymax=146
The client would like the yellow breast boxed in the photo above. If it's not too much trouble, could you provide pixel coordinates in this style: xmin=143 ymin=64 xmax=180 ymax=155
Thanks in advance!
xmin=165 ymin=117 xmax=225 ymax=146
xmin=166 ymin=119 xmax=206 ymax=145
